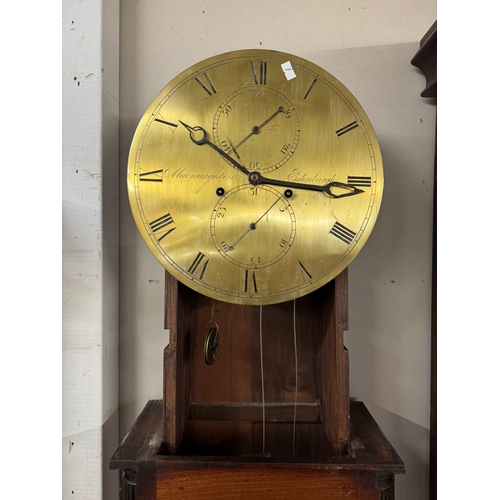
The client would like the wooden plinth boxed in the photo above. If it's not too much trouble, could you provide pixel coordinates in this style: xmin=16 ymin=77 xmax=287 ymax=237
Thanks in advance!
xmin=110 ymin=399 xmax=404 ymax=499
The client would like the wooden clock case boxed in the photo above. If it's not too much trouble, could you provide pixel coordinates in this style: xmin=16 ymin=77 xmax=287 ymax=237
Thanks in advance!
xmin=107 ymin=21 xmax=446 ymax=496
xmin=110 ymin=269 xmax=404 ymax=499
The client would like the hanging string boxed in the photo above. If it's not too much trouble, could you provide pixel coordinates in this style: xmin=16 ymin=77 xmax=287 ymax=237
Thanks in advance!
xmin=292 ymin=299 xmax=298 ymax=458
xmin=259 ymin=304 xmax=266 ymax=454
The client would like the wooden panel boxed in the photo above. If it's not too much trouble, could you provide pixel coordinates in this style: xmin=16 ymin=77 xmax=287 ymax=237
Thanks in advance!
xmin=110 ymin=400 xmax=164 ymax=470
xmin=188 ymin=294 xmax=322 ymax=407
xmin=189 ymin=401 xmax=321 ymax=422
xmin=155 ymin=465 xmax=378 ymax=500
xmin=163 ymin=273 xmax=194 ymax=454
xmin=178 ymin=420 xmax=334 ymax=459
xmin=349 ymin=403 xmax=404 ymax=470
xmin=320 ymin=269 xmax=350 ymax=456
xmin=136 ymin=461 xmax=157 ymax=500
xmin=189 ymin=294 xmax=260 ymax=404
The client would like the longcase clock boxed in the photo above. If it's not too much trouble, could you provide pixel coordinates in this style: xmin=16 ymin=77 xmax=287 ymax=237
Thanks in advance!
xmin=111 ymin=49 xmax=404 ymax=500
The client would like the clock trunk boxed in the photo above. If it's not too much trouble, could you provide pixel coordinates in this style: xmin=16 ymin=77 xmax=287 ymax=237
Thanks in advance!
xmin=163 ymin=268 xmax=350 ymax=458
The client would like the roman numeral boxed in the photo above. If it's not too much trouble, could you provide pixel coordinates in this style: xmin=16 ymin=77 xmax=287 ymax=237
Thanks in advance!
xmin=139 ymin=169 xmax=163 ymax=183
xmin=251 ymin=61 xmax=267 ymax=85
xmin=244 ymin=270 xmax=258 ymax=293
xmin=154 ymin=118 xmax=178 ymax=132
xmin=329 ymin=222 xmax=356 ymax=245
xmin=187 ymin=252 xmax=209 ymax=280
xmin=336 ymin=121 xmax=359 ymax=137
xmin=303 ymin=78 xmax=318 ymax=99
xmin=347 ymin=175 xmax=371 ymax=187
xmin=298 ymin=261 xmax=313 ymax=281
xmin=150 ymin=213 xmax=176 ymax=241
xmin=195 ymin=72 xmax=217 ymax=96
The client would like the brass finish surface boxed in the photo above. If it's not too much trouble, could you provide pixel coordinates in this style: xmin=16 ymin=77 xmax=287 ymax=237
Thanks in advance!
xmin=128 ymin=49 xmax=383 ymax=305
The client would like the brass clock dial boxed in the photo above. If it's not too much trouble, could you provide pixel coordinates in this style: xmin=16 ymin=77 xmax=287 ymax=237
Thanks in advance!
xmin=128 ymin=49 xmax=383 ymax=306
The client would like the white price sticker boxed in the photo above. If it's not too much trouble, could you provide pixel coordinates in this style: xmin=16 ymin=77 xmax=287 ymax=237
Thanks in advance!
xmin=281 ymin=61 xmax=296 ymax=81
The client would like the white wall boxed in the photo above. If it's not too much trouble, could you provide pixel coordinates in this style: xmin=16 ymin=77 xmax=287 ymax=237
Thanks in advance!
xmin=62 ymin=0 xmax=120 ymax=498
xmin=118 ymin=2 xmax=436 ymax=499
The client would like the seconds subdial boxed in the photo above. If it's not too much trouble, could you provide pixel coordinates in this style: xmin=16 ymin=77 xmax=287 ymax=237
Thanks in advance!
xmin=210 ymin=185 xmax=296 ymax=269
xmin=213 ymin=87 xmax=300 ymax=174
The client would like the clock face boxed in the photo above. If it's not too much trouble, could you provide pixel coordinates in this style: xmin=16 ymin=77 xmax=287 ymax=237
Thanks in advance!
xmin=128 ymin=49 xmax=383 ymax=306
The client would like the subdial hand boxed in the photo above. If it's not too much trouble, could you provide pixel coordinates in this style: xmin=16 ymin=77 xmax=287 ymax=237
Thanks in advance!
xmin=179 ymin=121 xmax=250 ymax=175
xmin=248 ymin=171 xmax=364 ymax=199
xmin=232 ymin=106 xmax=285 ymax=151
xmin=228 ymin=197 xmax=282 ymax=251
xmin=225 ymin=135 xmax=243 ymax=163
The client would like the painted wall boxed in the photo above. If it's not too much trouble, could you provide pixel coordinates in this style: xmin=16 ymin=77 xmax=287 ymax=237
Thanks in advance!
xmin=119 ymin=1 xmax=436 ymax=499
xmin=62 ymin=0 xmax=120 ymax=498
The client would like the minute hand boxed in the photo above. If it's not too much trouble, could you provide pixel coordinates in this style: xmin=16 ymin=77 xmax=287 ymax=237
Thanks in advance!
xmin=249 ymin=171 xmax=364 ymax=199
xmin=179 ymin=121 xmax=250 ymax=175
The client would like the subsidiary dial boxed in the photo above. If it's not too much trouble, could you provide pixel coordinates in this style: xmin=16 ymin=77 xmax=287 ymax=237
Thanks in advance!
xmin=212 ymin=87 xmax=300 ymax=174
xmin=210 ymin=185 xmax=296 ymax=269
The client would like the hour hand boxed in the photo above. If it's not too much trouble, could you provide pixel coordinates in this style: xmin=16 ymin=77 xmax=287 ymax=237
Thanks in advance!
xmin=179 ymin=121 xmax=250 ymax=175
xmin=248 ymin=171 xmax=364 ymax=199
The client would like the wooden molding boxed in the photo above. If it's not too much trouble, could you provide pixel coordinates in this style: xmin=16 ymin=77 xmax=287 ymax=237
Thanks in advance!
xmin=411 ymin=21 xmax=437 ymax=98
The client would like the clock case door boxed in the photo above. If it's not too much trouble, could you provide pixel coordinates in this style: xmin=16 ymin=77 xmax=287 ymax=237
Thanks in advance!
xmin=162 ymin=268 xmax=351 ymax=459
